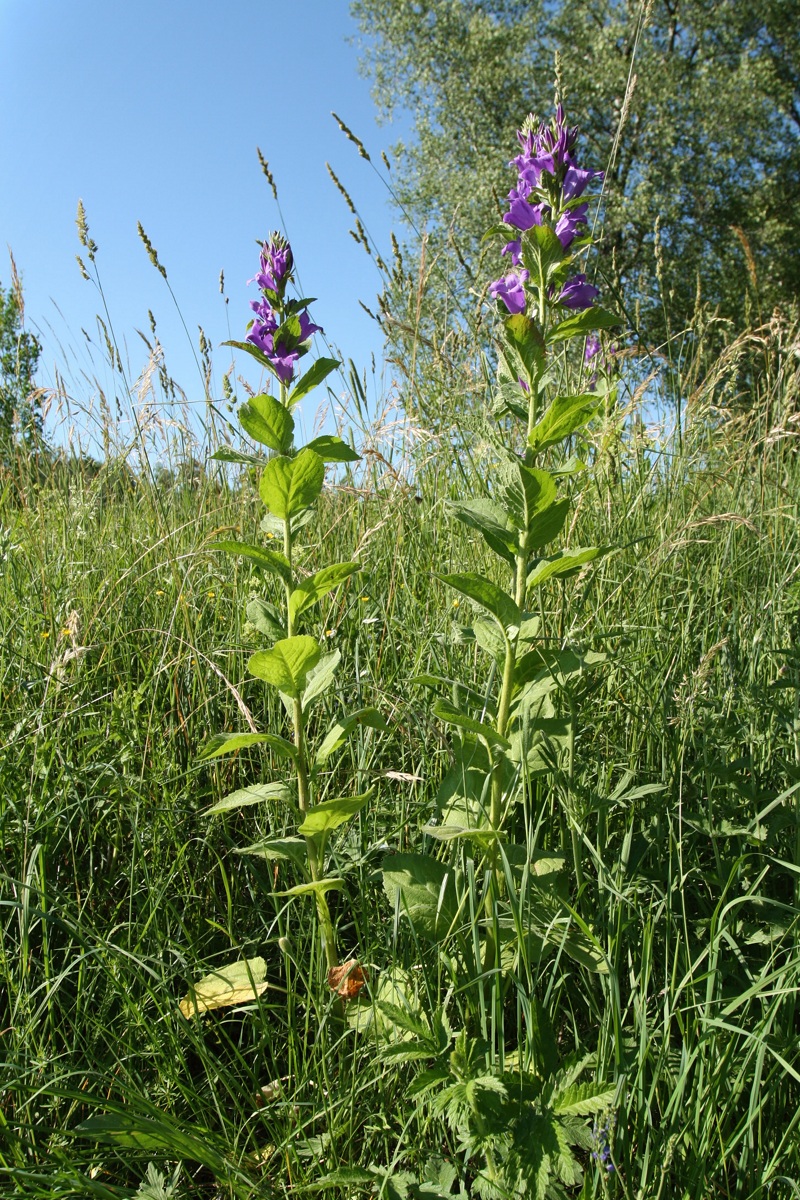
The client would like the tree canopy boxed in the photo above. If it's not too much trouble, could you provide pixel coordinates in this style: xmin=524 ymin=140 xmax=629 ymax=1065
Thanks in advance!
xmin=352 ymin=0 xmax=800 ymax=340
xmin=0 ymin=273 xmax=41 ymax=456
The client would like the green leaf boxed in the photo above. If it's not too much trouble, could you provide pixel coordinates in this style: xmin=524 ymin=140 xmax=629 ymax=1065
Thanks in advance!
xmin=525 ymin=223 xmax=566 ymax=280
xmin=433 ymin=698 xmax=510 ymax=749
xmin=450 ymin=497 xmax=517 ymax=563
xmin=522 ymin=497 xmax=570 ymax=553
xmin=502 ymin=465 xmax=557 ymax=541
xmin=472 ymin=616 xmax=507 ymax=664
xmin=527 ymin=547 xmax=604 ymax=588
xmin=287 ymin=356 xmax=340 ymax=406
xmin=248 ymin=635 xmax=321 ymax=698
xmin=502 ymin=313 xmax=547 ymax=392
xmin=547 ymin=307 xmax=620 ymax=343
xmin=259 ymin=448 xmax=325 ymax=518
xmin=204 ymin=782 xmax=292 ymax=815
xmin=302 ymin=650 xmax=341 ymax=707
xmin=221 ymin=338 xmax=274 ymax=373
xmin=289 ymin=561 xmax=360 ymax=624
xmin=210 ymin=447 xmax=262 ymax=466
xmin=553 ymin=1081 xmax=616 ymax=1116
xmin=382 ymin=852 xmax=458 ymax=942
xmin=307 ymin=1168 xmax=374 ymax=1191
xmin=236 ymin=837 xmax=307 ymax=869
xmin=314 ymin=707 xmax=389 ymax=768
xmin=209 ymin=539 xmax=292 ymax=585
xmin=178 ymin=957 xmax=268 ymax=1018
xmin=277 ymin=878 xmax=345 ymax=898
xmin=238 ymin=393 xmax=294 ymax=452
xmin=438 ymin=571 xmax=520 ymax=631
xmin=246 ymin=597 xmax=285 ymax=639
xmin=527 ymin=393 xmax=601 ymax=456
xmin=304 ymin=434 xmax=360 ymax=462
xmin=297 ymin=793 xmax=370 ymax=838
xmin=197 ymin=731 xmax=298 ymax=763
xmin=72 ymin=1113 xmax=227 ymax=1171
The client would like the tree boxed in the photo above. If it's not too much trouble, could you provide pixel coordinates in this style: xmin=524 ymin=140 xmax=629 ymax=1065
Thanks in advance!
xmin=1 ymin=266 xmax=42 ymax=458
xmin=351 ymin=0 xmax=800 ymax=342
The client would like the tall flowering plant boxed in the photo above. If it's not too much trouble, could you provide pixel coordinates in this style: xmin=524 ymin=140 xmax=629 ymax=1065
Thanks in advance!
xmin=377 ymin=110 xmax=619 ymax=1197
xmin=190 ymin=234 xmax=385 ymax=1002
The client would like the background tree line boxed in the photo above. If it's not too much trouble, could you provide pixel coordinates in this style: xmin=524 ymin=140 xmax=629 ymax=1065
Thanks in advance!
xmin=351 ymin=0 xmax=800 ymax=352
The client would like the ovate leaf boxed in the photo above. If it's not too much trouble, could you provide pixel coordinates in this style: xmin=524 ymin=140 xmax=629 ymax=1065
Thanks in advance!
xmin=198 ymin=731 xmax=298 ymax=763
xmin=277 ymin=878 xmax=345 ymax=898
xmin=302 ymin=650 xmax=341 ymax=707
xmin=209 ymin=540 xmax=291 ymax=586
xmin=289 ymin=561 xmax=360 ymax=624
xmin=502 ymin=465 xmax=557 ymax=539
xmin=314 ymin=707 xmax=389 ymax=768
xmin=248 ymin=635 xmax=321 ymax=698
xmin=553 ymin=1081 xmax=616 ymax=1116
xmin=204 ymin=782 xmax=292 ymax=815
xmin=522 ymin=497 xmax=570 ymax=553
xmin=433 ymin=698 xmax=510 ymax=749
xmin=450 ymin=497 xmax=517 ymax=563
xmin=236 ymin=837 xmax=307 ymax=869
xmin=179 ymin=957 xmax=268 ymax=1018
xmin=304 ymin=434 xmax=360 ymax=462
xmin=259 ymin=448 xmax=325 ymax=518
xmin=547 ymin=307 xmax=621 ymax=343
xmin=527 ymin=547 xmax=604 ymax=588
xmin=527 ymin=393 xmax=600 ymax=456
xmin=382 ymin=852 xmax=458 ymax=942
xmin=287 ymin=356 xmax=340 ymax=406
xmin=210 ymin=446 xmax=262 ymax=466
xmin=246 ymin=597 xmax=285 ymax=639
xmin=297 ymin=793 xmax=370 ymax=838
xmin=238 ymin=393 xmax=294 ymax=452
xmin=439 ymin=571 xmax=520 ymax=631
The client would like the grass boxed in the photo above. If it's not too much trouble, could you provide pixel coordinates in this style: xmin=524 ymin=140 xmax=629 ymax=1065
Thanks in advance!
xmin=1 ymin=310 xmax=800 ymax=1198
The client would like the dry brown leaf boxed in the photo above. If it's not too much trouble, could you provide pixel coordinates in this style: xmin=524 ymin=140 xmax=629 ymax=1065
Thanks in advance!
xmin=327 ymin=959 xmax=369 ymax=1000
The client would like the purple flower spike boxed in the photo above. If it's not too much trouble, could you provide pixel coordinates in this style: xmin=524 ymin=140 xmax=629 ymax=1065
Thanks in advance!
xmin=558 ymin=274 xmax=599 ymax=311
xmin=489 ymin=270 xmax=530 ymax=315
xmin=585 ymin=334 xmax=601 ymax=362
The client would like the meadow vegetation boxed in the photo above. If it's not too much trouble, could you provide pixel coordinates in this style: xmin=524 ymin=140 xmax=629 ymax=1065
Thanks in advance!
xmin=2 ymin=90 xmax=800 ymax=1200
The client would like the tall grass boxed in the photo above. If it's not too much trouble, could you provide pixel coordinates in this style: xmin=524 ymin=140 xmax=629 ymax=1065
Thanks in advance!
xmin=1 ymin=307 xmax=799 ymax=1198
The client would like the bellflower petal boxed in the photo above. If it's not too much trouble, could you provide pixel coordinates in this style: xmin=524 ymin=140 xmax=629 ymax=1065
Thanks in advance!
xmin=489 ymin=270 xmax=530 ymax=315
xmin=555 ymin=203 xmax=588 ymax=248
xmin=503 ymin=196 xmax=545 ymax=232
xmin=558 ymin=274 xmax=600 ymax=311
xmin=501 ymin=239 xmax=522 ymax=266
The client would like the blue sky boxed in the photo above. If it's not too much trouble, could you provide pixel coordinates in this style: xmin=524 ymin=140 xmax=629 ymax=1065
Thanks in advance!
xmin=0 ymin=0 xmax=405 ymax=451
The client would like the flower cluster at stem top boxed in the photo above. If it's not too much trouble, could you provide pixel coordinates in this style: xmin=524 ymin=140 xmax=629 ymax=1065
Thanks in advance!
xmin=489 ymin=105 xmax=603 ymax=316
xmin=246 ymin=233 xmax=321 ymax=385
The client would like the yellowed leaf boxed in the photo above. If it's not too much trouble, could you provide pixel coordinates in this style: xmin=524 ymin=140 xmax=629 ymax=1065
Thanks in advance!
xmin=179 ymin=957 xmax=268 ymax=1018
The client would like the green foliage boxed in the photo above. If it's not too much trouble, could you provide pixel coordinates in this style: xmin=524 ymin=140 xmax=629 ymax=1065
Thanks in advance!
xmin=0 ymin=273 xmax=42 ymax=456
xmin=352 ymin=0 xmax=800 ymax=338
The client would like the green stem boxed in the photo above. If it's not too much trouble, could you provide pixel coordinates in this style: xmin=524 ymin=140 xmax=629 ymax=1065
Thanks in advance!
xmin=283 ymin=496 xmax=338 ymax=972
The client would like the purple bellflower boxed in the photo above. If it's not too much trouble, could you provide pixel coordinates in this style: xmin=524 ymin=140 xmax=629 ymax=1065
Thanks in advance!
xmin=489 ymin=270 xmax=530 ymax=315
xmin=558 ymin=274 xmax=599 ymax=311
xmin=555 ymin=203 xmax=589 ymax=249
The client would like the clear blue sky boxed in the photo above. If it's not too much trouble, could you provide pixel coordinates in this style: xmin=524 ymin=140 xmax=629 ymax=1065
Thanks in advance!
xmin=0 ymin=0 xmax=404 ymax=452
